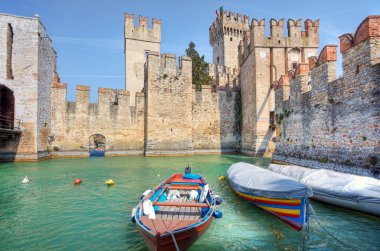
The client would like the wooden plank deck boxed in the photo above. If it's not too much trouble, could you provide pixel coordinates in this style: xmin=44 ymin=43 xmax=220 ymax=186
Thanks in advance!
xmin=140 ymin=188 xmax=207 ymax=235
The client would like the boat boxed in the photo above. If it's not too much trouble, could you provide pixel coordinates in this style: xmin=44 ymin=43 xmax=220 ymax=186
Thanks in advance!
xmin=131 ymin=169 xmax=222 ymax=251
xmin=227 ymin=162 xmax=312 ymax=231
xmin=268 ymin=164 xmax=380 ymax=217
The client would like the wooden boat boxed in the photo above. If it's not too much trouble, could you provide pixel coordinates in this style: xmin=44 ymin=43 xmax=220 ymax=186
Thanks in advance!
xmin=269 ymin=164 xmax=380 ymax=217
xmin=131 ymin=171 xmax=221 ymax=251
xmin=227 ymin=162 xmax=312 ymax=231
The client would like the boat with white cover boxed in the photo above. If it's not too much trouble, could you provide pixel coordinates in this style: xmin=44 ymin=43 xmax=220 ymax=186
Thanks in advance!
xmin=268 ymin=164 xmax=380 ymax=217
xmin=228 ymin=162 xmax=313 ymax=231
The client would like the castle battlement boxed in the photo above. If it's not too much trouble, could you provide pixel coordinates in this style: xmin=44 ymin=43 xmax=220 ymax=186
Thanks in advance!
xmin=275 ymin=15 xmax=379 ymax=105
xmin=239 ymin=18 xmax=319 ymax=65
xmin=209 ymin=10 xmax=250 ymax=46
xmin=124 ymin=12 xmax=161 ymax=43
xmin=52 ymin=77 xmax=144 ymax=116
xmin=146 ymin=52 xmax=192 ymax=77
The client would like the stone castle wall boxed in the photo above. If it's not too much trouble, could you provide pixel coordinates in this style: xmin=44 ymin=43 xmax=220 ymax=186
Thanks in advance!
xmin=238 ymin=18 xmax=319 ymax=156
xmin=50 ymin=52 xmax=240 ymax=157
xmin=273 ymin=16 xmax=380 ymax=177
xmin=50 ymin=78 xmax=145 ymax=158
xmin=0 ymin=14 xmax=56 ymax=161
xmin=192 ymin=84 xmax=240 ymax=153
xmin=145 ymin=53 xmax=193 ymax=156
xmin=37 ymin=20 xmax=56 ymax=158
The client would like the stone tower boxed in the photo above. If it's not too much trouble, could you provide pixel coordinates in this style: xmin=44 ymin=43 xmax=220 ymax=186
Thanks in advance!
xmin=209 ymin=11 xmax=250 ymax=70
xmin=239 ymin=18 xmax=319 ymax=156
xmin=124 ymin=13 xmax=161 ymax=105
xmin=0 ymin=14 xmax=56 ymax=161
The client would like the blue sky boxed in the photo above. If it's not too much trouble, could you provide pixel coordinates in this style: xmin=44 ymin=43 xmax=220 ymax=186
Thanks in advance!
xmin=1 ymin=0 xmax=379 ymax=101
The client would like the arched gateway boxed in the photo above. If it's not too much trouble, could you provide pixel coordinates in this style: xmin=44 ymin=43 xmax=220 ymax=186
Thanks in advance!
xmin=89 ymin=134 xmax=106 ymax=157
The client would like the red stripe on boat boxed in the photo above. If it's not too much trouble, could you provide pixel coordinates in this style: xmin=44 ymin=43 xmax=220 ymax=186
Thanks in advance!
xmin=240 ymin=195 xmax=301 ymax=206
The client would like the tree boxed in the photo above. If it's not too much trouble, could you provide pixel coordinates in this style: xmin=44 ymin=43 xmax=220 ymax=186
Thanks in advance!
xmin=185 ymin=42 xmax=212 ymax=90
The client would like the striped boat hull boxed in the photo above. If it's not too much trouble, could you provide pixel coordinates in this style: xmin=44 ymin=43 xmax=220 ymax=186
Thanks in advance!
xmin=232 ymin=188 xmax=308 ymax=231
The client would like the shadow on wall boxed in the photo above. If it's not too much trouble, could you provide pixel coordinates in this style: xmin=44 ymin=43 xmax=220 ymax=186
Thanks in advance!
xmin=0 ymin=84 xmax=20 ymax=162
xmin=218 ymin=83 xmax=241 ymax=153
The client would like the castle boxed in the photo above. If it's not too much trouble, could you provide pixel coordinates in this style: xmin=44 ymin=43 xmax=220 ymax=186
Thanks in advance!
xmin=0 ymin=11 xmax=378 ymax=177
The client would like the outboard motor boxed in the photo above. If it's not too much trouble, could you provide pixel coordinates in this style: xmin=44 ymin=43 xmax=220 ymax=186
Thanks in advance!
xmin=185 ymin=165 xmax=191 ymax=174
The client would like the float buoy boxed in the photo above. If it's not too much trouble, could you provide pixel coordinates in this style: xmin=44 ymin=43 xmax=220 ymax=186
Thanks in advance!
xmin=215 ymin=195 xmax=223 ymax=205
xmin=218 ymin=176 xmax=225 ymax=180
xmin=105 ymin=179 xmax=114 ymax=185
xmin=213 ymin=210 xmax=223 ymax=218
xmin=22 ymin=176 xmax=29 ymax=184
xmin=74 ymin=178 xmax=81 ymax=184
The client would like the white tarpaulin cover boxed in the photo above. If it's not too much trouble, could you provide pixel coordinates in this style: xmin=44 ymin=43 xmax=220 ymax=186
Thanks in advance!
xmin=268 ymin=164 xmax=380 ymax=203
xmin=227 ymin=162 xmax=313 ymax=199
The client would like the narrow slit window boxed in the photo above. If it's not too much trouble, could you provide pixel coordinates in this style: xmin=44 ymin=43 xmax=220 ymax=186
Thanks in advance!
xmin=6 ymin=23 xmax=14 ymax=79
xmin=270 ymin=111 xmax=275 ymax=126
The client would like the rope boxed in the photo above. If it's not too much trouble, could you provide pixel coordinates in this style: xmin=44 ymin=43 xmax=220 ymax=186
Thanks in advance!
xmin=308 ymin=203 xmax=360 ymax=251
xmin=168 ymin=231 xmax=180 ymax=251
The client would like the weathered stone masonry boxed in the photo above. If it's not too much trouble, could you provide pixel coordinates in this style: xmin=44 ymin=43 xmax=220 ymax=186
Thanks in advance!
xmin=0 ymin=14 xmax=56 ymax=161
xmin=238 ymin=16 xmax=319 ymax=156
xmin=51 ymin=75 xmax=145 ymax=158
xmin=273 ymin=16 xmax=380 ymax=176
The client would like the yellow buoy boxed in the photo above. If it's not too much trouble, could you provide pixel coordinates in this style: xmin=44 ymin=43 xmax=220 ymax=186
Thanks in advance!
xmin=105 ymin=179 xmax=114 ymax=185
xmin=218 ymin=176 xmax=226 ymax=180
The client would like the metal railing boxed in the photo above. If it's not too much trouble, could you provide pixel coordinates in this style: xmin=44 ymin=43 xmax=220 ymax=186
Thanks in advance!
xmin=0 ymin=115 xmax=21 ymax=131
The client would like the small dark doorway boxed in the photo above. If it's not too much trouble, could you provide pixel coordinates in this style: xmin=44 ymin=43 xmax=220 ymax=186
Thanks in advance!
xmin=89 ymin=134 xmax=106 ymax=157
xmin=0 ymin=84 xmax=15 ymax=130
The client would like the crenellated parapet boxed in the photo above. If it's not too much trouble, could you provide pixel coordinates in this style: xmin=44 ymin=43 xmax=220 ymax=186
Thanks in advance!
xmin=339 ymin=15 xmax=380 ymax=66
xmin=209 ymin=63 xmax=239 ymax=89
xmin=239 ymin=18 xmax=319 ymax=63
xmin=273 ymin=16 xmax=379 ymax=173
xmin=275 ymin=44 xmax=338 ymax=101
xmin=52 ymin=79 xmax=144 ymax=116
xmin=146 ymin=52 xmax=192 ymax=79
xmin=209 ymin=10 xmax=250 ymax=46
xmin=124 ymin=12 xmax=161 ymax=43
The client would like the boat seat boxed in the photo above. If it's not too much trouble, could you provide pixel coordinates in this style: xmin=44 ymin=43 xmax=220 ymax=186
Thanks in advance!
xmin=155 ymin=196 xmax=203 ymax=220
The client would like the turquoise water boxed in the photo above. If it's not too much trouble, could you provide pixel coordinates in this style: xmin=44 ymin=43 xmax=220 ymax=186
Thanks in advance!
xmin=0 ymin=155 xmax=379 ymax=250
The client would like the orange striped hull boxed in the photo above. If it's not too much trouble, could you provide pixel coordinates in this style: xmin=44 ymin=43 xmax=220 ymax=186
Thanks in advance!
xmin=233 ymin=189 xmax=308 ymax=231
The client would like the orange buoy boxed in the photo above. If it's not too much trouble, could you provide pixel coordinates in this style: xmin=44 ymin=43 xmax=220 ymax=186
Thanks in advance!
xmin=74 ymin=178 xmax=81 ymax=184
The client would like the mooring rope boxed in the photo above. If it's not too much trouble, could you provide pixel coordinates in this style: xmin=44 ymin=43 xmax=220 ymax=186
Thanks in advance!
xmin=168 ymin=231 xmax=180 ymax=251
xmin=308 ymin=203 xmax=360 ymax=251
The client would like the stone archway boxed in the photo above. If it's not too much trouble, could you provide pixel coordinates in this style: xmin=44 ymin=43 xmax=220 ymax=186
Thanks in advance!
xmin=89 ymin=134 xmax=106 ymax=157
xmin=0 ymin=84 xmax=15 ymax=130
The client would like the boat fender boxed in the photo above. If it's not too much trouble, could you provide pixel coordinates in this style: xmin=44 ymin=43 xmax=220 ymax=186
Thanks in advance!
xmin=213 ymin=210 xmax=223 ymax=219
xmin=215 ymin=195 xmax=223 ymax=205
xmin=131 ymin=207 xmax=137 ymax=223
xmin=140 ymin=189 xmax=152 ymax=200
